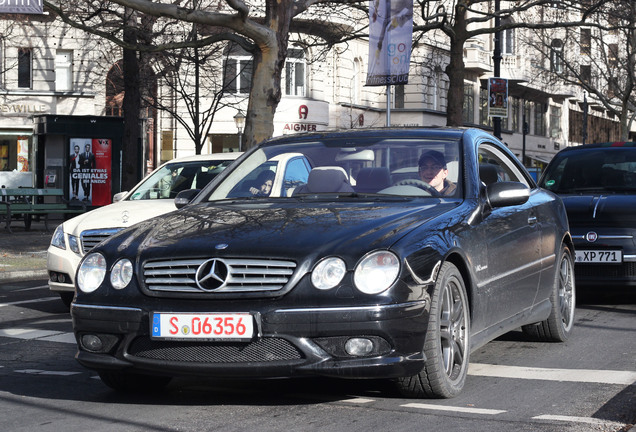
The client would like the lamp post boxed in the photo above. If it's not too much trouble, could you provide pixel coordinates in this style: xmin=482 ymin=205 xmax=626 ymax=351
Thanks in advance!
xmin=233 ymin=110 xmax=246 ymax=151
xmin=492 ymin=0 xmax=502 ymax=139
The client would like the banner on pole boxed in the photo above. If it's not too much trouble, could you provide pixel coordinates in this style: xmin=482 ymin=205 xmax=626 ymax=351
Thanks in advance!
xmin=488 ymin=77 xmax=508 ymax=118
xmin=366 ymin=0 xmax=413 ymax=86
xmin=0 ymin=0 xmax=43 ymax=14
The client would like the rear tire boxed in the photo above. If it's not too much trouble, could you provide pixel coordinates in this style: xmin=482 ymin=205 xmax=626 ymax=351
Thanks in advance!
xmin=522 ymin=243 xmax=575 ymax=342
xmin=98 ymin=370 xmax=172 ymax=393
xmin=397 ymin=262 xmax=470 ymax=398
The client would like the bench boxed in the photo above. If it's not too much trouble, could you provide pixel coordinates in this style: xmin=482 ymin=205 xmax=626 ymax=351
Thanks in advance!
xmin=0 ymin=188 xmax=88 ymax=233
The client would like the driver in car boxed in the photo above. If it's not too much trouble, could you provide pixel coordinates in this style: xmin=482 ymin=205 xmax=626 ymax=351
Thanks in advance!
xmin=418 ymin=151 xmax=457 ymax=196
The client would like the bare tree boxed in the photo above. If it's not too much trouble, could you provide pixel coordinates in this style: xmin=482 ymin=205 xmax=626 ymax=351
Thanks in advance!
xmin=521 ymin=0 xmax=636 ymax=141
xmin=145 ymin=28 xmax=249 ymax=155
xmin=45 ymin=0 xmax=366 ymax=150
xmin=409 ymin=0 xmax=632 ymax=128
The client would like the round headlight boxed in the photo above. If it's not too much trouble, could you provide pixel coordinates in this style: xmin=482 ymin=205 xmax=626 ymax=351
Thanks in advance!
xmin=354 ymin=251 xmax=400 ymax=295
xmin=77 ymin=253 xmax=107 ymax=293
xmin=50 ymin=225 xmax=66 ymax=250
xmin=110 ymin=259 xmax=133 ymax=290
xmin=311 ymin=257 xmax=347 ymax=290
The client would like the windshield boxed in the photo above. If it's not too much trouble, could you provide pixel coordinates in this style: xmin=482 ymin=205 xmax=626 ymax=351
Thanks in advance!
xmin=203 ymin=138 xmax=462 ymax=201
xmin=128 ymin=159 xmax=236 ymax=200
xmin=539 ymin=148 xmax=636 ymax=193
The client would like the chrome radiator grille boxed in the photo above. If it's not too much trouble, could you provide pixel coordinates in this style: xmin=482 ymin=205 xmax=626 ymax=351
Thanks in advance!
xmin=80 ymin=228 xmax=124 ymax=254
xmin=143 ymin=258 xmax=297 ymax=293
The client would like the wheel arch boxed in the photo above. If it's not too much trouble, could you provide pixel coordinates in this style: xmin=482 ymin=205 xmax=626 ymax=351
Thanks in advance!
xmin=444 ymin=252 xmax=474 ymax=323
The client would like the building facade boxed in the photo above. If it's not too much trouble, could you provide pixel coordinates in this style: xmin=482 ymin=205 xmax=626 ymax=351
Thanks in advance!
xmin=1 ymin=4 xmax=634 ymax=197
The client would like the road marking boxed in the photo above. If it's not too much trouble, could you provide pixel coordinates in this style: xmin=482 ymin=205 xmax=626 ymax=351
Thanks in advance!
xmin=402 ymin=403 xmax=506 ymax=415
xmin=0 ymin=297 xmax=59 ymax=307
xmin=469 ymin=363 xmax=636 ymax=385
xmin=533 ymin=414 xmax=626 ymax=428
xmin=16 ymin=285 xmax=50 ymax=292
xmin=15 ymin=369 xmax=80 ymax=376
xmin=0 ymin=328 xmax=76 ymax=344
xmin=343 ymin=398 xmax=375 ymax=404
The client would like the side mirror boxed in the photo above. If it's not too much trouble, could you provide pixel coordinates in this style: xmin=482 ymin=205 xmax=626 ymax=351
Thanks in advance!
xmin=486 ymin=182 xmax=530 ymax=208
xmin=174 ymin=189 xmax=201 ymax=209
xmin=112 ymin=191 xmax=127 ymax=203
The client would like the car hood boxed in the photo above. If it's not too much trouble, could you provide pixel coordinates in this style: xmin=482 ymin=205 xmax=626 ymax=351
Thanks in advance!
xmin=561 ymin=194 xmax=636 ymax=227
xmin=63 ymin=199 xmax=179 ymax=236
xmin=106 ymin=200 xmax=458 ymax=261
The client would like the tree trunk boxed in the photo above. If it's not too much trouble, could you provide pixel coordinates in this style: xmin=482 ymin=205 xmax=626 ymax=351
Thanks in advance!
xmin=445 ymin=3 xmax=469 ymax=128
xmin=242 ymin=0 xmax=294 ymax=149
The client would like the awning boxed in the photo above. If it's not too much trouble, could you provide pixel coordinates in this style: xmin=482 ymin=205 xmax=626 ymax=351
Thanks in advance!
xmin=527 ymin=154 xmax=552 ymax=164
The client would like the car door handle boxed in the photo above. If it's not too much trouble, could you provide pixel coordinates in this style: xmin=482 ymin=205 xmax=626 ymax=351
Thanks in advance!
xmin=528 ymin=216 xmax=537 ymax=226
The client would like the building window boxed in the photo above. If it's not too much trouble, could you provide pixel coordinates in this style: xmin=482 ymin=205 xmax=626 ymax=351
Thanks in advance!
xmin=352 ymin=58 xmax=361 ymax=104
xmin=580 ymin=64 xmax=591 ymax=85
xmin=55 ymin=50 xmax=73 ymax=91
xmin=18 ymin=48 xmax=32 ymax=89
xmin=608 ymin=43 xmax=618 ymax=68
xmin=502 ymin=19 xmax=515 ymax=55
xmin=285 ymin=48 xmax=306 ymax=97
xmin=425 ymin=70 xmax=447 ymax=111
xmin=550 ymin=39 xmax=563 ymax=74
xmin=105 ymin=60 xmax=124 ymax=116
xmin=479 ymin=87 xmax=491 ymax=126
xmin=510 ymin=96 xmax=520 ymax=132
xmin=549 ymin=105 xmax=561 ymax=138
xmin=393 ymin=85 xmax=405 ymax=108
xmin=462 ymin=82 xmax=474 ymax=124
xmin=580 ymin=28 xmax=591 ymax=56
xmin=534 ymin=102 xmax=546 ymax=136
xmin=223 ymin=44 xmax=253 ymax=95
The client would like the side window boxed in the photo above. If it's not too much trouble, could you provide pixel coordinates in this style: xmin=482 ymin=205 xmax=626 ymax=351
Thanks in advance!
xmin=283 ymin=157 xmax=311 ymax=196
xmin=478 ymin=144 xmax=527 ymax=186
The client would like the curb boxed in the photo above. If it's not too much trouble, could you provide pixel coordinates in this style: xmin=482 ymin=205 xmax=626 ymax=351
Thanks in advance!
xmin=0 ymin=269 xmax=48 ymax=282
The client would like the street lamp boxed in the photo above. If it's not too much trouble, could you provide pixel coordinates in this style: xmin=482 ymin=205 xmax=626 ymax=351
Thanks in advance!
xmin=233 ymin=110 xmax=246 ymax=152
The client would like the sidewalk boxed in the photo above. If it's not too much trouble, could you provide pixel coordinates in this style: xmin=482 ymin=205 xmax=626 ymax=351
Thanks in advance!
xmin=0 ymin=218 xmax=54 ymax=282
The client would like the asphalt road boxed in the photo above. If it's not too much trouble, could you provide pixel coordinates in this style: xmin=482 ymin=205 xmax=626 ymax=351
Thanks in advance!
xmin=0 ymin=279 xmax=634 ymax=432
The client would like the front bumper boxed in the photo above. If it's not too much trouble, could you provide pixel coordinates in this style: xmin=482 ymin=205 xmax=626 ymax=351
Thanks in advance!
xmin=47 ymin=245 xmax=82 ymax=293
xmin=71 ymin=300 xmax=429 ymax=379
xmin=572 ymin=236 xmax=636 ymax=287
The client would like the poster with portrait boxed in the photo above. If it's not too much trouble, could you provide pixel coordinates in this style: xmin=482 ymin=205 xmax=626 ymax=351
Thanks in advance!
xmin=69 ymin=138 xmax=112 ymax=205
xmin=366 ymin=0 xmax=413 ymax=86
xmin=488 ymin=77 xmax=508 ymax=118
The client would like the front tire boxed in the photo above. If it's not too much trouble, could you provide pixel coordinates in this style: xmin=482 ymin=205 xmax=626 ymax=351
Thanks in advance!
xmin=397 ymin=262 xmax=470 ymax=398
xmin=59 ymin=292 xmax=73 ymax=309
xmin=522 ymin=243 xmax=575 ymax=342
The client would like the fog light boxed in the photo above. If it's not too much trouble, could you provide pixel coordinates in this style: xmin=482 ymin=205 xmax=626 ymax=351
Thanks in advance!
xmin=50 ymin=272 xmax=58 ymax=282
xmin=344 ymin=338 xmax=374 ymax=356
xmin=81 ymin=334 xmax=104 ymax=352
xmin=58 ymin=274 xmax=66 ymax=283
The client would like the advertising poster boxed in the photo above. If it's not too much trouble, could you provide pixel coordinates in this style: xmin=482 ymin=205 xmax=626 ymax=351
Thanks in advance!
xmin=17 ymin=137 xmax=29 ymax=172
xmin=366 ymin=0 xmax=413 ymax=86
xmin=488 ymin=77 xmax=509 ymax=118
xmin=69 ymin=138 xmax=112 ymax=205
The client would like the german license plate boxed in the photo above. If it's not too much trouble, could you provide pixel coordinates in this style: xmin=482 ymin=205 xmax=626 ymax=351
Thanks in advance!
xmin=575 ymin=250 xmax=622 ymax=263
xmin=151 ymin=312 xmax=254 ymax=340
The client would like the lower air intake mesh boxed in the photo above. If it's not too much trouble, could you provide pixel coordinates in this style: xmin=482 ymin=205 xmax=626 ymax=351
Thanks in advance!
xmin=128 ymin=337 xmax=303 ymax=363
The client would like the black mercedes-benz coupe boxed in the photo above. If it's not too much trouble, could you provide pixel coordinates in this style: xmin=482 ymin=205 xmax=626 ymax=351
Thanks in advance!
xmin=539 ymin=142 xmax=636 ymax=288
xmin=71 ymin=127 xmax=575 ymax=398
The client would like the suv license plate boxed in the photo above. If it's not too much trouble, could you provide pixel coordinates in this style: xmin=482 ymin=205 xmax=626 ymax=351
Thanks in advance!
xmin=575 ymin=250 xmax=622 ymax=263
xmin=151 ymin=312 xmax=254 ymax=340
